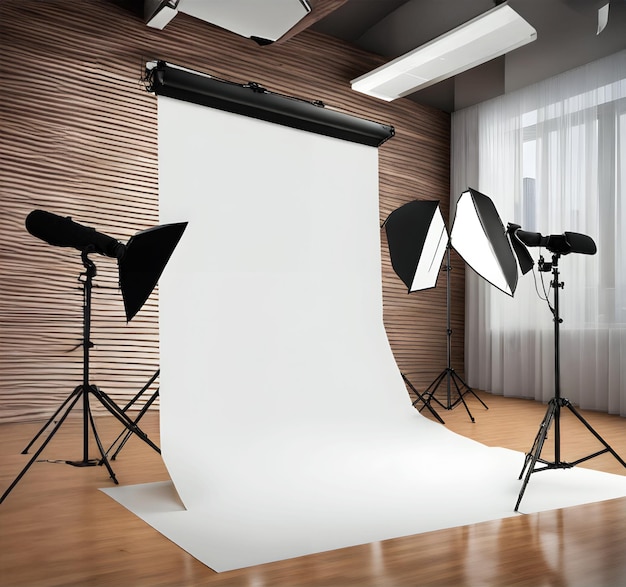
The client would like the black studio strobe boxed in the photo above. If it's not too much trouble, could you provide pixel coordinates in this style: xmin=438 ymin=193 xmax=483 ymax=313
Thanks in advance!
xmin=0 ymin=210 xmax=186 ymax=503
xmin=507 ymin=224 xmax=626 ymax=511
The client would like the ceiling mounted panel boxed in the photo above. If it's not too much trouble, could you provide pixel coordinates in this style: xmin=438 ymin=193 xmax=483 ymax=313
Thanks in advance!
xmin=146 ymin=0 xmax=312 ymax=42
xmin=179 ymin=0 xmax=311 ymax=42
xmin=351 ymin=4 xmax=537 ymax=101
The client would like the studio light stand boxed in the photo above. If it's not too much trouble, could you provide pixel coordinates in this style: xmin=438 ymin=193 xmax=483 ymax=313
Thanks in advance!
xmin=384 ymin=189 xmax=518 ymax=423
xmin=514 ymin=249 xmax=626 ymax=511
xmin=0 ymin=250 xmax=160 ymax=503
xmin=420 ymin=243 xmax=488 ymax=422
xmin=0 ymin=210 xmax=187 ymax=504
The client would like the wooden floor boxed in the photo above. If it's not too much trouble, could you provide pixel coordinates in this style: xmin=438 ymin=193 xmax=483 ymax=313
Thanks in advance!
xmin=1 ymin=391 xmax=626 ymax=586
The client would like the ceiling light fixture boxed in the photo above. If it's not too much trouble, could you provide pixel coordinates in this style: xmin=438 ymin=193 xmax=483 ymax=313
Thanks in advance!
xmin=145 ymin=0 xmax=180 ymax=30
xmin=351 ymin=3 xmax=537 ymax=102
xmin=145 ymin=0 xmax=312 ymax=43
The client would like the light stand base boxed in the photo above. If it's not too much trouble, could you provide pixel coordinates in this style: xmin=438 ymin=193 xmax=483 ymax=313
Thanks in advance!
xmin=423 ymin=368 xmax=488 ymax=423
xmin=515 ymin=396 xmax=626 ymax=511
xmin=402 ymin=373 xmax=444 ymax=424
xmin=0 ymin=251 xmax=163 ymax=505
xmin=106 ymin=369 xmax=160 ymax=461
xmin=0 ymin=383 xmax=160 ymax=504
xmin=403 ymin=244 xmax=488 ymax=424
xmin=66 ymin=460 xmax=101 ymax=467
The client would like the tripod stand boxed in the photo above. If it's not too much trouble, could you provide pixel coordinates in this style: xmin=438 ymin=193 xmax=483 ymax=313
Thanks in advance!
xmin=106 ymin=369 xmax=160 ymax=460
xmin=0 ymin=249 xmax=161 ymax=504
xmin=415 ymin=244 xmax=488 ymax=423
xmin=402 ymin=372 xmax=445 ymax=424
xmin=515 ymin=253 xmax=626 ymax=511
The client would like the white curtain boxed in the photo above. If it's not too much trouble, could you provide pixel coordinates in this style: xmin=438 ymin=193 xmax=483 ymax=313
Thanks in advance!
xmin=452 ymin=49 xmax=626 ymax=415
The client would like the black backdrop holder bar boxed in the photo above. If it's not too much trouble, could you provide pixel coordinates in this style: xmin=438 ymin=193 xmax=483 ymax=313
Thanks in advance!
xmin=0 ymin=250 xmax=161 ymax=504
xmin=515 ymin=252 xmax=626 ymax=511
xmin=144 ymin=61 xmax=395 ymax=148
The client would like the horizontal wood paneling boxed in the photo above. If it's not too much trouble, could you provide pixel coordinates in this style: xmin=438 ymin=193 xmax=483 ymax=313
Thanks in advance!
xmin=0 ymin=0 xmax=456 ymax=422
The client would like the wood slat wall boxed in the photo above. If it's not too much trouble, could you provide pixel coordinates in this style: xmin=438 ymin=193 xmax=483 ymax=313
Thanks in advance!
xmin=0 ymin=0 xmax=459 ymax=423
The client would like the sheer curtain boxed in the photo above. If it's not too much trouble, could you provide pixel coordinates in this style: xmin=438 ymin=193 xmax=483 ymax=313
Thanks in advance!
xmin=452 ymin=49 xmax=626 ymax=415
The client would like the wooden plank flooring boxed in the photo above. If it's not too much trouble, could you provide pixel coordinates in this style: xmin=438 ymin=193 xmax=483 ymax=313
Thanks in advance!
xmin=1 ymin=391 xmax=626 ymax=586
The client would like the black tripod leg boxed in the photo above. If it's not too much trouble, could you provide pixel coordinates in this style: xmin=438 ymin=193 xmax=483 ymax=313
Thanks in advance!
xmin=518 ymin=400 xmax=555 ymax=479
xmin=119 ymin=369 xmax=160 ymax=412
xmin=458 ymin=375 xmax=489 ymax=410
xmin=21 ymin=386 xmax=82 ymax=454
xmin=564 ymin=401 xmax=626 ymax=468
xmin=85 ymin=404 xmax=118 ymax=484
xmin=90 ymin=386 xmax=161 ymax=454
xmin=109 ymin=390 xmax=160 ymax=460
xmin=449 ymin=372 xmax=475 ymax=423
xmin=0 ymin=388 xmax=83 ymax=504
xmin=447 ymin=370 xmax=488 ymax=412
xmin=422 ymin=370 xmax=449 ymax=409
xmin=106 ymin=371 xmax=160 ymax=459
xmin=402 ymin=374 xmax=444 ymax=424
xmin=515 ymin=401 xmax=556 ymax=512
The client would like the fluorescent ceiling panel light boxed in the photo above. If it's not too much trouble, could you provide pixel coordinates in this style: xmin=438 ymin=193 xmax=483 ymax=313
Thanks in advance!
xmin=177 ymin=0 xmax=311 ymax=42
xmin=145 ymin=0 xmax=180 ymax=29
xmin=597 ymin=3 xmax=610 ymax=35
xmin=351 ymin=4 xmax=537 ymax=101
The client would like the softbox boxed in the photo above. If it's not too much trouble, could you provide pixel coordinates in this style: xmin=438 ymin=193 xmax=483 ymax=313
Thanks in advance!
xmin=383 ymin=200 xmax=448 ymax=292
xmin=450 ymin=188 xmax=518 ymax=296
xmin=119 ymin=222 xmax=188 ymax=321
xmin=25 ymin=209 xmax=187 ymax=321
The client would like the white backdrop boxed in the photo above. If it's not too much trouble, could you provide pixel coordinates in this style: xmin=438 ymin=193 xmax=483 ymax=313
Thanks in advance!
xmin=156 ymin=96 xmax=413 ymax=510
xmin=102 ymin=95 xmax=626 ymax=572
